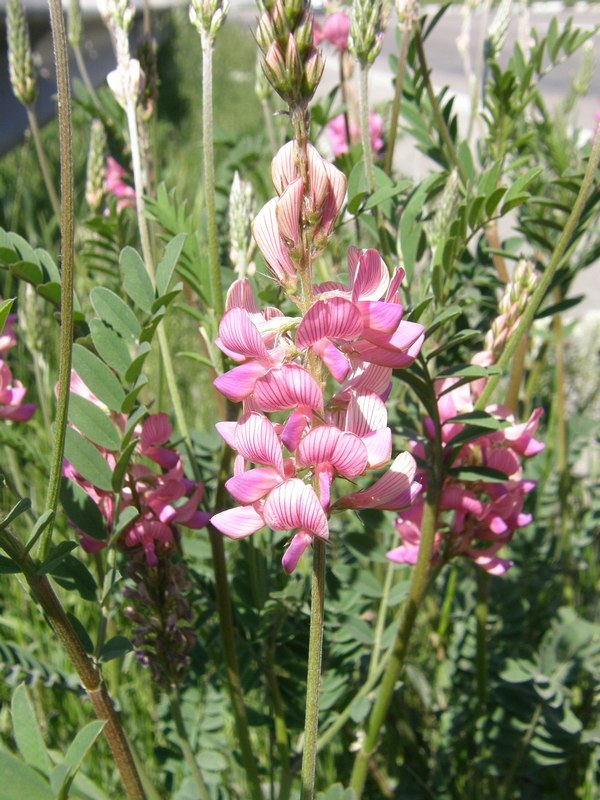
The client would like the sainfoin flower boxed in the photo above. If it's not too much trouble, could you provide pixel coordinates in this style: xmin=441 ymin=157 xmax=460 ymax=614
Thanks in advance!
xmin=212 ymin=139 xmax=424 ymax=574
xmin=388 ymin=376 xmax=544 ymax=576
xmin=314 ymin=11 xmax=351 ymax=52
xmin=326 ymin=111 xmax=385 ymax=158
xmin=105 ymin=156 xmax=136 ymax=213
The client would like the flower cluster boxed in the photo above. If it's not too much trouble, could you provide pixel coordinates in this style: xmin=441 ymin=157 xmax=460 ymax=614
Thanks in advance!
xmin=314 ymin=10 xmax=351 ymax=53
xmin=105 ymin=155 xmax=136 ymax=213
xmin=326 ymin=111 xmax=385 ymax=158
xmin=0 ymin=305 xmax=36 ymax=422
xmin=211 ymin=140 xmax=424 ymax=573
xmin=64 ymin=383 xmax=209 ymax=566
xmin=389 ymin=378 xmax=544 ymax=575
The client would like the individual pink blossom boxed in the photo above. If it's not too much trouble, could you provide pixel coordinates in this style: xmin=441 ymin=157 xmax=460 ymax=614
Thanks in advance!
xmin=326 ymin=111 xmax=385 ymax=158
xmin=105 ymin=156 xmax=136 ymax=212
xmin=314 ymin=11 xmax=351 ymax=52
xmin=0 ymin=361 xmax=36 ymax=421
xmin=0 ymin=313 xmax=17 ymax=353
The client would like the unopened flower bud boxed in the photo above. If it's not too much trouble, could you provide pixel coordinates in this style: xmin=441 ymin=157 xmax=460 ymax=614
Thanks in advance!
xmin=256 ymin=12 xmax=276 ymax=51
xmin=303 ymin=47 xmax=324 ymax=99
xmin=6 ymin=0 xmax=37 ymax=107
xmin=189 ymin=0 xmax=229 ymax=40
xmin=85 ymin=119 xmax=107 ymax=213
xmin=286 ymin=33 xmax=302 ymax=86
xmin=263 ymin=40 xmax=288 ymax=94
xmin=229 ymin=171 xmax=256 ymax=278
xmin=349 ymin=0 xmax=384 ymax=66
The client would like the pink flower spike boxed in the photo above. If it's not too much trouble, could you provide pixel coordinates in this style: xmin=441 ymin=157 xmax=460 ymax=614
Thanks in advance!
xmin=263 ymin=479 xmax=329 ymax=539
xmin=254 ymin=365 xmax=324 ymax=413
xmin=211 ymin=505 xmax=266 ymax=539
xmin=319 ymin=11 xmax=351 ymax=52
xmin=282 ymin=530 xmax=314 ymax=574
xmin=234 ymin=412 xmax=284 ymax=472
xmin=140 ymin=413 xmax=179 ymax=469
xmin=296 ymin=296 xmax=363 ymax=350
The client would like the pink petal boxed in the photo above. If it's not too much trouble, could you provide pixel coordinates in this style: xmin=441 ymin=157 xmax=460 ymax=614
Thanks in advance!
xmin=252 ymin=199 xmax=297 ymax=285
xmin=319 ymin=158 xmax=347 ymax=234
xmin=234 ymin=412 xmax=284 ymax=472
xmin=346 ymin=391 xmax=388 ymax=436
xmin=387 ymin=543 xmax=420 ymax=565
xmin=254 ymin=365 xmax=324 ymax=413
xmin=263 ymin=479 xmax=329 ymax=538
xmin=356 ymin=301 xmax=404 ymax=334
xmin=282 ymin=530 xmax=313 ymax=574
xmin=211 ymin=505 xmax=266 ymax=539
xmin=217 ymin=308 xmax=269 ymax=361
xmin=331 ymin=431 xmax=368 ymax=478
xmin=272 ymin=141 xmax=298 ymax=196
xmin=312 ymin=338 xmax=350 ymax=382
xmin=337 ymin=451 xmax=417 ymax=510
xmin=281 ymin=406 xmax=313 ymax=451
xmin=226 ymin=278 xmax=260 ymax=313
xmin=214 ymin=360 xmax=269 ymax=403
xmin=226 ymin=467 xmax=283 ymax=504
xmin=297 ymin=425 xmax=341 ymax=467
xmin=350 ymin=248 xmax=389 ymax=301
xmin=385 ymin=267 xmax=405 ymax=302
xmin=362 ymin=428 xmax=392 ymax=468
xmin=277 ymin=178 xmax=304 ymax=246
xmin=296 ymin=296 xmax=363 ymax=349
xmin=352 ymin=334 xmax=424 ymax=367
xmin=215 ymin=421 xmax=237 ymax=449
xmin=361 ymin=319 xmax=425 ymax=351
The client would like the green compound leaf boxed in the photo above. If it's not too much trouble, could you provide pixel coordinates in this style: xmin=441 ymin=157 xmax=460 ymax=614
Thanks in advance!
xmin=64 ymin=427 xmax=113 ymax=492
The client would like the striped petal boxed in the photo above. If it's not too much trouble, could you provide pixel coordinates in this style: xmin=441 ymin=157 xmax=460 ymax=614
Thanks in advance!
xmin=356 ymin=301 xmax=404 ymax=334
xmin=297 ymin=425 xmax=341 ymax=467
xmin=254 ymin=365 xmax=324 ymax=413
xmin=253 ymin=199 xmax=296 ymax=285
xmin=226 ymin=278 xmax=260 ymax=313
xmin=263 ymin=479 xmax=329 ymax=539
xmin=336 ymin=451 xmax=417 ymax=510
xmin=277 ymin=178 xmax=304 ymax=246
xmin=346 ymin=391 xmax=388 ymax=436
xmin=217 ymin=308 xmax=269 ymax=361
xmin=362 ymin=428 xmax=392 ymax=468
xmin=226 ymin=467 xmax=283 ymax=504
xmin=211 ymin=505 xmax=266 ymax=539
xmin=331 ymin=431 xmax=368 ymax=478
xmin=350 ymin=248 xmax=389 ymax=301
xmin=272 ymin=141 xmax=298 ymax=195
xmin=281 ymin=406 xmax=313 ymax=451
xmin=234 ymin=412 xmax=284 ymax=472
xmin=296 ymin=297 xmax=363 ymax=349
xmin=361 ymin=319 xmax=425 ymax=351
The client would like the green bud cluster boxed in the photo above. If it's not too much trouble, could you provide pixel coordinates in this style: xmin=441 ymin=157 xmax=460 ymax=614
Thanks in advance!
xmin=485 ymin=0 xmax=512 ymax=61
xmin=189 ymin=0 xmax=229 ymax=43
xmin=485 ymin=259 xmax=537 ymax=360
xmin=349 ymin=0 xmax=384 ymax=67
xmin=68 ymin=0 xmax=82 ymax=48
xmin=257 ymin=0 xmax=324 ymax=108
xmin=85 ymin=119 xmax=107 ymax=213
xmin=6 ymin=0 xmax=37 ymax=107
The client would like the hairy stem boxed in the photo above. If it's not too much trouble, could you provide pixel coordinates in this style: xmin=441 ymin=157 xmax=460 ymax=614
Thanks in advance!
xmin=475 ymin=129 xmax=600 ymax=411
xmin=41 ymin=0 xmax=75 ymax=557
xmin=1 ymin=528 xmax=145 ymax=798
xmin=201 ymin=33 xmax=224 ymax=321
xmin=300 ymin=537 xmax=327 ymax=800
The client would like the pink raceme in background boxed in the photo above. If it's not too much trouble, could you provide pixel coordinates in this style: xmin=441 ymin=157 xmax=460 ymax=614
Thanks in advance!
xmin=326 ymin=111 xmax=385 ymax=158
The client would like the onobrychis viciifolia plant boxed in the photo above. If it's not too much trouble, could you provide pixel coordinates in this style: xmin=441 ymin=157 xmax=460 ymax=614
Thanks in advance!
xmin=212 ymin=1 xmax=424 ymax=796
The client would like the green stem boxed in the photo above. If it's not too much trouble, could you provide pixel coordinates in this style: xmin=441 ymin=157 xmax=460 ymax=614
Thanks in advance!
xmin=300 ymin=537 xmax=327 ymax=800
xmin=436 ymin=563 xmax=458 ymax=644
xmin=475 ymin=569 xmax=489 ymax=713
xmin=26 ymin=106 xmax=61 ymax=219
xmin=499 ymin=702 xmax=542 ymax=800
xmin=413 ymin=22 xmax=467 ymax=185
xmin=170 ymin=690 xmax=210 ymax=800
xmin=0 ymin=527 xmax=146 ymax=798
xmin=475 ymin=129 xmax=600 ymax=411
xmin=201 ymin=33 xmax=224 ymax=321
xmin=41 ymin=0 xmax=75 ymax=557
xmin=126 ymin=99 xmax=155 ymax=278
xmin=368 ymin=561 xmax=394 ymax=681
xmin=350 ymin=365 xmax=444 ymax=797
xmin=384 ymin=15 xmax=413 ymax=176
